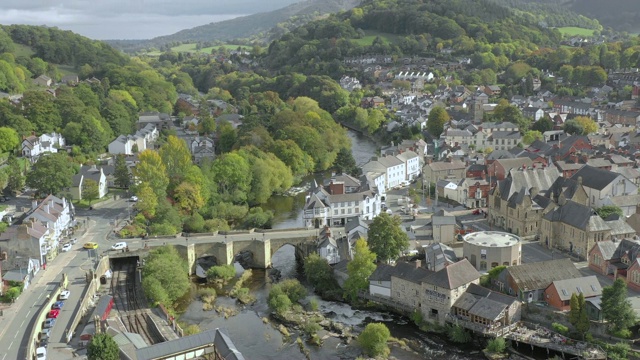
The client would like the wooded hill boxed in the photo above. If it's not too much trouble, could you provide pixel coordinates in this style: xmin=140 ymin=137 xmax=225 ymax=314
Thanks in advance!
xmin=107 ymin=0 xmax=360 ymax=53
xmin=263 ymin=0 xmax=563 ymax=74
xmin=518 ymin=0 xmax=640 ymax=33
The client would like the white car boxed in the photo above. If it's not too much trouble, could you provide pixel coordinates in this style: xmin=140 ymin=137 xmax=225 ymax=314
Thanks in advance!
xmin=111 ymin=242 xmax=127 ymax=251
xmin=59 ymin=290 xmax=70 ymax=300
xmin=36 ymin=346 xmax=47 ymax=359
xmin=61 ymin=243 xmax=72 ymax=252
xmin=130 ymin=196 xmax=138 ymax=202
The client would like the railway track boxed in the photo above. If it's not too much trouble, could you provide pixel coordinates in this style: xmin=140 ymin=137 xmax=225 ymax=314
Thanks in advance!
xmin=110 ymin=259 xmax=164 ymax=345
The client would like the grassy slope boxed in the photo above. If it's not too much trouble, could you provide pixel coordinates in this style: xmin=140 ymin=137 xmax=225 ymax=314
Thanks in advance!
xmin=557 ymin=27 xmax=595 ymax=37
xmin=351 ymin=30 xmax=401 ymax=46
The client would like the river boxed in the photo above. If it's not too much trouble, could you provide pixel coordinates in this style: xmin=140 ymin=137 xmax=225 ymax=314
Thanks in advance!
xmin=179 ymin=131 xmax=489 ymax=359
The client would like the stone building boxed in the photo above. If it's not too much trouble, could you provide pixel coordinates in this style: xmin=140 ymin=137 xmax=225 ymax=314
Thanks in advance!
xmin=463 ymin=231 xmax=521 ymax=272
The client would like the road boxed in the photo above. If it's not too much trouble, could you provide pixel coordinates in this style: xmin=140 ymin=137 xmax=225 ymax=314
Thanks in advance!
xmin=0 ymin=196 xmax=129 ymax=360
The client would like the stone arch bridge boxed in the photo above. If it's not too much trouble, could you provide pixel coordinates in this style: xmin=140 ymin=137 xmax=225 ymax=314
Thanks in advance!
xmin=111 ymin=228 xmax=344 ymax=274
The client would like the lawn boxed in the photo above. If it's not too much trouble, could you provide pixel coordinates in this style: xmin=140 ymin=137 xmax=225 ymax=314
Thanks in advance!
xmin=13 ymin=44 xmax=34 ymax=58
xmin=557 ymin=27 xmax=595 ymax=37
xmin=351 ymin=30 xmax=400 ymax=46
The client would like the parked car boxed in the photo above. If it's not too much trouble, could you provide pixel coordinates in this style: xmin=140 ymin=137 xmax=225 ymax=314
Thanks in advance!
xmin=61 ymin=243 xmax=72 ymax=252
xmin=83 ymin=242 xmax=98 ymax=249
xmin=52 ymin=301 xmax=64 ymax=309
xmin=43 ymin=318 xmax=56 ymax=328
xmin=38 ymin=338 xmax=48 ymax=348
xmin=130 ymin=196 xmax=138 ymax=202
xmin=70 ymin=238 xmax=78 ymax=244
xmin=36 ymin=346 xmax=47 ymax=359
xmin=40 ymin=328 xmax=51 ymax=340
xmin=111 ymin=242 xmax=127 ymax=251
xmin=47 ymin=310 xmax=60 ymax=319
xmin=59 ymin=290 xmax=70 ymax=300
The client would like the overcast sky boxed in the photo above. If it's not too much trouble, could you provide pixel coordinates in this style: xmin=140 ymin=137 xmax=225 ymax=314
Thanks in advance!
xmin=0 ymin=0 xmax=301 ymax=40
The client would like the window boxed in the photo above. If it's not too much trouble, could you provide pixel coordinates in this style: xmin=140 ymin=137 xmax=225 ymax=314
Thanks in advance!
xmin=561 ymin=289 xmax=568 ymax=296
xmin=590 ymin=284 xmax=597 ymax=292
xmin=480 ymin=249 xmax=487 ymax=259
xmin=491 ymin=262 xmax=499 ymax=268
xmin=480 ymin=261 xmax=487 ymax=270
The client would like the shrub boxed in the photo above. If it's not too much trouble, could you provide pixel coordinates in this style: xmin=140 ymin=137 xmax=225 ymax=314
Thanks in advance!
xmin=270 ymin=279 xmax=307 ymax=303
xmin=183 ymin=213 xmax=205 ymax=233
xmin=611 ymin=328 xmax=632 ymax=339
xmin=552 ymin=322 xmax=569 ymax=335
xmin=485 ymin=337 xmax=507 ymax=353
xmin=358 ymin=323 xmax=390 ymax=357
xmin=269 ymin=294 xmax=292 ymax=315
xmin=308 ymin=298 xmax=319 ymax=311
xmin=410 ymin=310 xmax=423 ymax=326
xmin=304 ymin=321 xmax=322 ymax=336
xmin=448 ymin=325 xmax=472 ymax=343
xmin=183 ymin=324 xmax=201 ymax=336
xmin=206 ymin=265 xmax=236 ymax=282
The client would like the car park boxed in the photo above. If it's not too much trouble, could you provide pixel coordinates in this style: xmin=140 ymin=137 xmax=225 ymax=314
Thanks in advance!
xmin=36 ymin=346 xmax=47 ymax=359
xmin=61 ymin=243 xmax=72 ymax=252
xmin=52 ymin=301 xmax=64 ymax=309
xmin=43 ymin=318 xmax=56 ymax=328
xmin=83 ymin=242 xmax=98 ymax=249
xmin=59 ymin=290 xmax=70 ymax=300
xmin=111 ymin=242 xmax=127 ymax=251
xmin=47 ymin=310 xmax=60 ymax=319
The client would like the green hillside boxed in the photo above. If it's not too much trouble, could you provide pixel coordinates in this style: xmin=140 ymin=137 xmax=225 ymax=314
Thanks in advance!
xmin=557 ymin=27 xmax=595 ymax=37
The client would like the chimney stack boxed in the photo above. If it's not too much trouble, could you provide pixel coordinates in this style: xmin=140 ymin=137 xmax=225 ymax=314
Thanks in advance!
xmin=414 ymin=259 xmax=422 ymax=269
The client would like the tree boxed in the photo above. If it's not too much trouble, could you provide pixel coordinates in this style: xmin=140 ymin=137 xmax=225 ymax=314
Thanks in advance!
xmin=26 ymin=153 xmax=73 ymax=196
xmin=344 ymin=238 xmax=377 ymax=302
xmin=173 ymin=181 xmax=205 ymax=215
xmin=303 ymin=253 xmax=339 ymax=297
xmin=358 ymin=323 xmax=390 ymax=357
xmin=133 ymin=150 xmax=169 ymax=199
xmin=82 ymin=178 xmax=100 ymax=205
xmin=159 ymin=135 xmax=192 ymax=192
xmin=332 ymin=147 xmax=360 ymax=177
xmin=142 ymin=245 xmax=190 ymax=304
xmin=113 ymin=154 xmax=130 ymax=189
xmin=573 ymin=116 xmax=598 ymax=135
xmin=596 ymin=205 xmax=623 ymax=220
xmin=569 ymin=293 xmax=590 ymax=340
xmin=6 ymin=156 xmax=25 ymax=193
xmin=427 ymin=106 xmax=449 ymax=137
xmin=531 ymin=117 xmax=553 ymax=133
xmin=563 ymin=119 xmax=584 ymax=135
xmin=367 ymin=213 xmax=410 ymax=263
xmin=87 ymin=333 xmax=119 ymax=360
xmin=522 ymin=130 xmax=543 ymax=145
xmin=0 ymin=127 xmax=19 ymax=153
xmin=601 ymin=278 xmax=636 ymax=333
xmin=136 ymin=183 xmax=158 ymax=219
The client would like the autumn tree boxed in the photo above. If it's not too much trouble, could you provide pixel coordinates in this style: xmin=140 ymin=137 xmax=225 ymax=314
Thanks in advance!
xmin=0 ymin=127 xmax=19 ymax=153
xmin=173 ymin=181 xmax=205 ymax=215
xmin=573 ymin=116 xmax=598 ymax=135
xmin=344 ymin=238 xmax=377 ymax=302
xmin=136 ymin=183 xmax=158 ymax=219
xmin=133 ymin=150 xmax=169 ymax=199
xmin=159 ymin=135 xmax=192 ymax=192
xmin=427 ymin=106 xmax=449 ymax=137
xmin=367 ymin=213 xmax=410 ymax=263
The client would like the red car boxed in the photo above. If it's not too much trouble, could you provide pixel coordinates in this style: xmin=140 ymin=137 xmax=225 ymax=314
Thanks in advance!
xmin=47 ymin=309 xmax=60 ymax=319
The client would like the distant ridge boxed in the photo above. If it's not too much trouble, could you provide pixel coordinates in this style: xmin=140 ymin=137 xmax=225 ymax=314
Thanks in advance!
xmin=108 ymin=0 xmax=360 ymax=52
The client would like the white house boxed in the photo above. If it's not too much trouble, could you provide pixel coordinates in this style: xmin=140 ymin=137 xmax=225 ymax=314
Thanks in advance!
xmin=396 ymin=150 xmax=420 ymax=181
xmin=23 ymin=195 xmax=73 ymax=253
xmin=21 ymin=132 xmax=65 ymax=162
xmin=362 ymin=155 xmax=406 ymax=190
xmin=571 ymin=165 xmax=638 ymax=208
xmin=317 ymin=235 xmax=340 ymax=265
xmin=369 ymin=264 xmax=394 ymax=297
xmin=303 ymin=175 xmax=382 ymax=228
xmin=108 ymin=124 xmax=158 ymax=155
xmin=70 ymin=165 xmax=108 ymax=200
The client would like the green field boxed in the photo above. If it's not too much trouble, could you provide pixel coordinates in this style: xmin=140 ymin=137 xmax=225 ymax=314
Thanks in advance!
xmin=351 ymin=31 xmax=399 ymax=46
xmin=171 ymin=43 xmax=250 ymax=53
xmin=13 ymin=44 xmax=34 ymax=58
xmin=557 ymin=27 xmax=595 ymax=37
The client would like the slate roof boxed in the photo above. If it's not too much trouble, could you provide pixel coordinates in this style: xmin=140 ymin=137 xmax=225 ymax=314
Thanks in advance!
xmin=136 ymin=328 xmax=244 ymax=360
xmin=390 ymin=262 xmax=433 ymax=284
xmin=424 ymin=243 xmax=458 ymax=269
xmin=550 ymin=276 xmax=602 ymax=301
xmin=453 ymin=283 xmax=518 ymax=320
xmin=344 ymin=216 xmax=369 ymax=234
xmin=425 ymin=259 xmax=480 ymax=289
xmin=506 ymin=258 xmax=582 ymax=291
xmin=593 ymin=238 xmax=640 ymax=261
xmin=605 ymin=218 xmax=636 ymax=236
xmin=496 ymin=167 xmax=560 ymax=201
xmin=570 ymin=165 xmax=620 ymax=191
xmin=542 ymin=200 xmax=603 ymax=230
xmin=427 ymin=160 xmax=466 ymax=171
xmin=468 ymin=297 xmax=507 ymax=321
xmin=369 ymin=264 xmax=397 ymax=281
